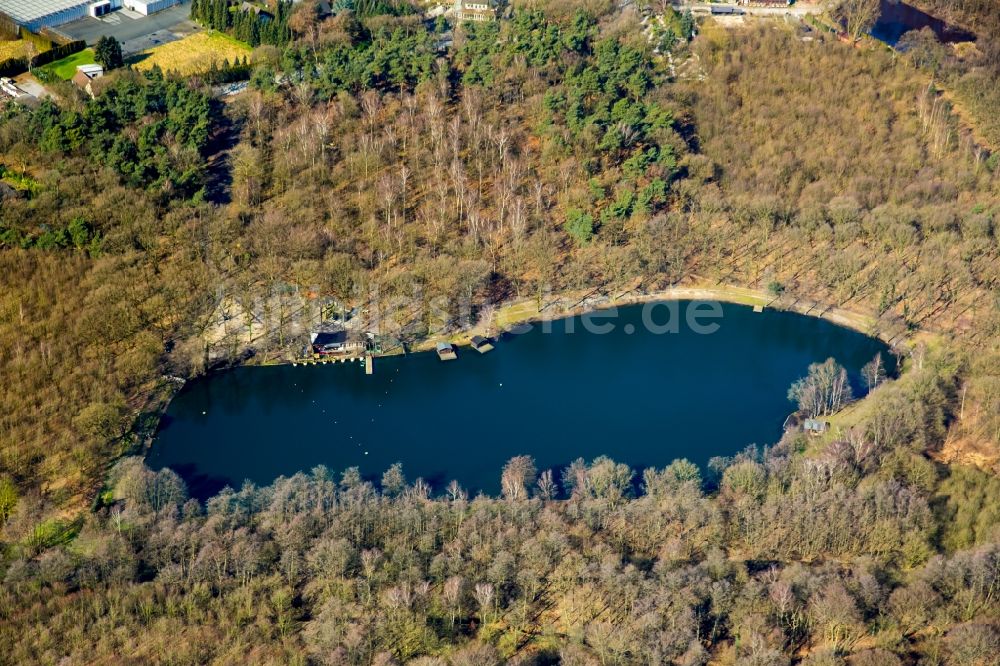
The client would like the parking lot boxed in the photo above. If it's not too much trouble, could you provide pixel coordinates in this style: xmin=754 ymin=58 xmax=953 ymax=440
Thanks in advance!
xmin=56 ymin=3 xmax=201 ymax=54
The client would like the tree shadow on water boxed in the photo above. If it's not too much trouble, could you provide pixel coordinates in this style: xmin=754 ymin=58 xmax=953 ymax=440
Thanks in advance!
xmin=166 ymin=462 xmax=232 ymax=501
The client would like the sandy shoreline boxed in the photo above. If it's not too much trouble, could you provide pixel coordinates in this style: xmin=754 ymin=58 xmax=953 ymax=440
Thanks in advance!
xmin=406 ymin=281 xmax=911 ymax=355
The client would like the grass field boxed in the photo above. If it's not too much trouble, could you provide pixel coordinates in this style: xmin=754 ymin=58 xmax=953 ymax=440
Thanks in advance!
xmin=131 ymin=32 xmax=251 ymax=76
xmin=37 ymin=49 xmax=95 ymax=80
xmin=0 ymin=39 xmax=30 ymax=62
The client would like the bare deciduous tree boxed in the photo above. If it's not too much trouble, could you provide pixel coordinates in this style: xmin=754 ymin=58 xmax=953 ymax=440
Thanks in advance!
xmin=837 ymin=0 xmax=882 ymax=42
xmin=789 ymin=358 xmax=855 ymax=417
xmin=501 ymin=455 xmax=537 ymax=501
xmin=862 ymin=353 xmax=887 ymax=392
xmin=536 ymin=469 xmax=557 ymax=501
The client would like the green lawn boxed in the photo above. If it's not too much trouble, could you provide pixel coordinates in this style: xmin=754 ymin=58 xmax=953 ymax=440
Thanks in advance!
xmin=38 ymin=49 xmax=96 ymax=80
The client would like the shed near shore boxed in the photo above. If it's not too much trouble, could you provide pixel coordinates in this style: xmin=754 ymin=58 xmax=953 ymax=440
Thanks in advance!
xmin=312 ymin=330 xmax=348 ymax=355
xmin=471 ymin=335 xmax=494 ymax=354
xmin=803 ymin=419 xmax=830 ymax=434
xmin=436 ymin=342 xmax=458 ymax=361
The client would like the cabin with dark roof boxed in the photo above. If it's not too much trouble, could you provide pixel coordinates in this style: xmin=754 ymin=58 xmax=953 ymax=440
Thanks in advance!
xmin=312 ymin=330 xmax=348 ymax=355
xmin=471 ymin=335 xmax=494 ymax=354
xmin=436 ymin=342 xmax=458 ymax=361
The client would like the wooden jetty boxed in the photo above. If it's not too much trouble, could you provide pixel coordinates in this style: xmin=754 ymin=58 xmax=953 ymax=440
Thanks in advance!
xmin=365 ymin=355 xmax=373 ymax=375
xmin=436 ymin=342 xmax=458 ymax=361
xmin=470 ymin=335 xmax=494 ymax=354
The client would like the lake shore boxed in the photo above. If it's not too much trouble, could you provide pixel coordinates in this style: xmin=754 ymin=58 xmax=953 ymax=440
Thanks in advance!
xmin=405 ymin=280 xmax=915 ymax=356
xmin=141 ymin=279 xmax=918 ymax=501
xmin=152 ymin=298 xmax=895 ymax=499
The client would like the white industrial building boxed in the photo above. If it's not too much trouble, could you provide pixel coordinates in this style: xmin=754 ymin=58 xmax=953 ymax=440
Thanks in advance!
xmin=2 ymin=0 xmax=93 ymax=30
xmin=88 ymin=0 xmax=113 ymax=16
xmin=2 ymin=0 xmax=178 ymax=29
xmin=122 ymin=0 xmax=179 ymax=16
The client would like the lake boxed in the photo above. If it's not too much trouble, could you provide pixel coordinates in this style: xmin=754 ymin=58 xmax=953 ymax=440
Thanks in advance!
xmin=870 ymin=0 xmax=974 ymax=46
xmin=149 ymin=301 xmax=893 ymax=499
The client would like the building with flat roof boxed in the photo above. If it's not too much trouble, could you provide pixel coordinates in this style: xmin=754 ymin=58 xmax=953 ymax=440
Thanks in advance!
xmin=88 ymin=0 xmax=112 ymax=16
xmin=1 ymin=0 xmax=115 ymax=30
xmin=1 ymin=0 xmax=181 ymax=29
xmin=122 ymin=0 xmax=179 ymax=16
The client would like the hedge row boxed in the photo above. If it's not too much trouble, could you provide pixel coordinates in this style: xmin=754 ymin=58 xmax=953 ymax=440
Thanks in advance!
xmin=31 ymin=40 xmax=86 ymax=67
xmin=0 ymin=40 xmax=85 ymax=80
xmin=0 ymin=57 xmax=27 ymax=78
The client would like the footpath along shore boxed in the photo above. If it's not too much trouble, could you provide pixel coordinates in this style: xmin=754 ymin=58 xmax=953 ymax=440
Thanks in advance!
xmin=404 ymin=280 xmax=918 ymax=356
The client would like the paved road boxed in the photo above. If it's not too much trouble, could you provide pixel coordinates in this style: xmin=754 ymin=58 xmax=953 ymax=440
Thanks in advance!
xmin=56 ymin=3 xmax=200 ymax=53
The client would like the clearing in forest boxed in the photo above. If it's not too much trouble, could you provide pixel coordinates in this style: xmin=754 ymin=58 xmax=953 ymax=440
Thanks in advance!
xmin=131 ymin=32 xmax=251 ymax=76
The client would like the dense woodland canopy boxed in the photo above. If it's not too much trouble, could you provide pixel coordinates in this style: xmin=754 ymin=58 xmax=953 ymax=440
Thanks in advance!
xmin=190 ymin=0 xmax=295 ymax=47
xmin=1 ymin=0 xmax=1000 ymax=662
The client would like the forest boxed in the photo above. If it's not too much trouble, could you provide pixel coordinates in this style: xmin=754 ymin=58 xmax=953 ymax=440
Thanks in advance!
xmin=190 ymin=0 xmax=295 ymax=47
xmin=0 ymin=0 xmax=999 ymax=662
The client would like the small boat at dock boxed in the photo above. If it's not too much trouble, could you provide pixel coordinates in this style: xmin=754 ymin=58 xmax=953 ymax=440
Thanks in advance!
xmin=436 ymin=342 xmax=458 ymax=361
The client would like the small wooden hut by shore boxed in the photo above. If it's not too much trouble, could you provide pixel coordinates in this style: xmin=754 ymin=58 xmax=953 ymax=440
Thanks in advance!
xmin=471 ymin=335 xmax=494 ymax=354
xmin=436 ymin=342 xmax=458 ymax=361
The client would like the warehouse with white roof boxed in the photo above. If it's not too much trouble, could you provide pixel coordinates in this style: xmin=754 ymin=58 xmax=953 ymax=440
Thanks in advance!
xmin=121 ymin=0 xmax=178 ymax=15
xmin=2 ymin=0 xmax=99 ymax=30
xmin=1 ymin=0 xmax=179 ymax=30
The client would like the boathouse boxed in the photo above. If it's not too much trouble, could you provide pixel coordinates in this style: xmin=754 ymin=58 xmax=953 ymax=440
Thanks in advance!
xmin=436 ymin=342 xmax=458 ymax=361
xmin=471 ymin=335 xmax=494 ymax=354
xmin=312 ymin=330 xmax=348 ymax=355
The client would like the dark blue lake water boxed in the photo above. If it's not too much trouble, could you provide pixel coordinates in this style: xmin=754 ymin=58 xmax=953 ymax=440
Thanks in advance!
xmin=149 ymin=302 xmax=893 ymax=499
xmin=871 ymin=0 xmax=974 ymax=46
